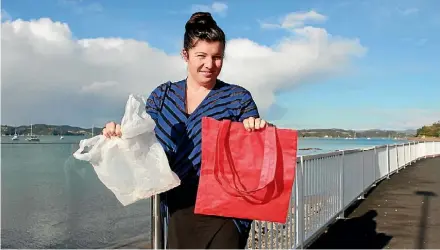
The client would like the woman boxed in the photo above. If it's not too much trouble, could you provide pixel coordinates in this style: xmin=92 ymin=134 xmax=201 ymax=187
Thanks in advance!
xmin=103 ymin=12 xmax=270 ymax=249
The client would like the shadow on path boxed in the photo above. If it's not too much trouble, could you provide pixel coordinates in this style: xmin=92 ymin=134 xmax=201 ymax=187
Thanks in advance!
xmin=308 ymin=210 xmax=392 ymax=249
xmin=415 ymin=190 xmax=437 ymax=249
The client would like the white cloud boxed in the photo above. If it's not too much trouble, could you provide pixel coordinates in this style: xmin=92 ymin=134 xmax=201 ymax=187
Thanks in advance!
xmin=364 ymin=109 xmax=440 ymax=130
xmin=81 ymin=81 xmax=119 ymax=93
xmin=191 ymin=2 xmax=228 ymax=16
xmin=416 ymin=38 xmax=428 ymax=46
xmin=261 ymin=10 xmax=327 ymax=30
xmin=58 ymin=0 xmax=103 ymax=14
xmin=399 ymin=7 xmax=419 ymax=16
xmin=401 ymin=37 xmax=429 ymax=47
xmin=1 ymin=15 xmax=365 ymax=127
xmin=211 ymin=2 xmax=228 ymax=14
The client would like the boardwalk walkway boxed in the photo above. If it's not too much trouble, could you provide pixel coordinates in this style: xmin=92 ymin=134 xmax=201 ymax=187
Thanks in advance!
xmin=309 ymin=157 xmax=440 ymax=249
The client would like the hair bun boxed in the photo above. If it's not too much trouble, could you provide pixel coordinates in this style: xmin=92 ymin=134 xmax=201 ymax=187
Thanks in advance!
xmin=183 ymin=11 xmax=226 ymax=51
xmin=186 ymin=12 xmax=217 ymax=29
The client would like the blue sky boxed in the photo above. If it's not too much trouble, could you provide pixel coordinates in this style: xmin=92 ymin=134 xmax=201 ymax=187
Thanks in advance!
xmin=2 ymin=0 xmax=439 ymax=130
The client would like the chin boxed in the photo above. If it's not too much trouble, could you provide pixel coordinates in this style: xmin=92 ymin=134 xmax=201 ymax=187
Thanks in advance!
xmin=198 ymin=76 xmax=217 ymax=85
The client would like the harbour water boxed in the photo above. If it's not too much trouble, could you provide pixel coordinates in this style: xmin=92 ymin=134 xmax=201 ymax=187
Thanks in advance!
xmin=1 ymin=135 xmax=407 ymax=248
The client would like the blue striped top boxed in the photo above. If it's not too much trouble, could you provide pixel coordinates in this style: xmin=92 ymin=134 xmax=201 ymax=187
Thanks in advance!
xmin=145 ymin=79 xmax=260 ymax=234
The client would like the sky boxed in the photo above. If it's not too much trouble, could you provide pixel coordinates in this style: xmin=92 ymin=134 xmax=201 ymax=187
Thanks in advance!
xmin=1 ymin=0 xmax=439 ymax=130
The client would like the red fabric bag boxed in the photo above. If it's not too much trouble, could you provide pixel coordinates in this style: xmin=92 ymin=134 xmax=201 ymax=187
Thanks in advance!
xmin=194 ymin=117 xmax=298 ymax=223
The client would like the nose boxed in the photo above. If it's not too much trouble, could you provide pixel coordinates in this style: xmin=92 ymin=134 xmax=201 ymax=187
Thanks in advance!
xmin=204 ymin=57 xmax=214 ymax=69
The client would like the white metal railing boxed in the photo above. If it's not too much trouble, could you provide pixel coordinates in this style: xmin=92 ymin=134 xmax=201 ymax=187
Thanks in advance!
xmin=151 ymin=141 xmax=440 ymax=249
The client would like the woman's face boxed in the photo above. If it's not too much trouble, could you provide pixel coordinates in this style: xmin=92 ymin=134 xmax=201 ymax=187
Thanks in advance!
xmin=184 ymin=40 xmax=224 ymax=86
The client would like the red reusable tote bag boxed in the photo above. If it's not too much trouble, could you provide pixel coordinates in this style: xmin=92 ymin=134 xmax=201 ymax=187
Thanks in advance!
xmin=194 ymin=117 xmax=298 ymax=223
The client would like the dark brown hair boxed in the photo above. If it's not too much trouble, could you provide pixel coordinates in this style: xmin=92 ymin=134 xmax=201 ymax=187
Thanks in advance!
xmin=184 ymin=12 xmax=226 ymax=51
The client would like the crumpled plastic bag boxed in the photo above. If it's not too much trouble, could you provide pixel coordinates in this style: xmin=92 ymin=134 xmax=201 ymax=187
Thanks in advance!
xmin=73 ymin=94 xmax=180 ymax=206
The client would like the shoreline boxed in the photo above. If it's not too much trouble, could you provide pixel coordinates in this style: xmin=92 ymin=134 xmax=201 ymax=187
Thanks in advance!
xmin=407 ymin=137 xmax=440 ymax=142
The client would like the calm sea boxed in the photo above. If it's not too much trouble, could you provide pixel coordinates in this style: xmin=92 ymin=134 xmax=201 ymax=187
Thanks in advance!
xmin=1 ymin=135 xmax=407 ymax=248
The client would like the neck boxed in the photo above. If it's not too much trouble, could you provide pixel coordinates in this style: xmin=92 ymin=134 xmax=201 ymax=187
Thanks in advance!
xmin=186 ymin=76 xmax=216 ymax=92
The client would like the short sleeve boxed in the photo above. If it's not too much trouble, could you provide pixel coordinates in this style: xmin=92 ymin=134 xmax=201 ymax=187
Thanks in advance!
xmin=238 ymin=90 xmax=260 ymax=122
xmin=145 ymin=82 xmax=169 ymax=122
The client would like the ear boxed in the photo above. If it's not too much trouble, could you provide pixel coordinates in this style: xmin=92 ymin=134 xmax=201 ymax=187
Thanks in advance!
xmin=181 ymin=49 xmax=189 ymax=62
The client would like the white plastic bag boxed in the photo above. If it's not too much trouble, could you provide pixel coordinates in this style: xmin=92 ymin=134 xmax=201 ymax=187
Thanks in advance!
xmin=73 ymin=94 xmax=180 ymax=206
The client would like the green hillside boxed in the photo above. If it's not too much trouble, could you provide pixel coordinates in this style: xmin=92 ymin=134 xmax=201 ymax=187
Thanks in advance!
xmin=1 ymin=123 xmax=415 ymax=138
xmin=416 ymin=121 xmax=440 ymax=137
xmin=1 ymin=124 xmax=102 ymax=136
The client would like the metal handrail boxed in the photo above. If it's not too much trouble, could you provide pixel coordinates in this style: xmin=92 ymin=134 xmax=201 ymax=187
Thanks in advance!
xmin=151 ymin=141 xmax=440 ymax=249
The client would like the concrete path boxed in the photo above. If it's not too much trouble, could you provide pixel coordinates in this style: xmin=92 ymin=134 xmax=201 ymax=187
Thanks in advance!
xmin=309 ymin=157 xmax=440 ymax=249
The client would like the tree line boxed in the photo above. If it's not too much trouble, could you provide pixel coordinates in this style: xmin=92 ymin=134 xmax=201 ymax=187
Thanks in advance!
xmin=416 ymin=121 xmax=440 ymax=137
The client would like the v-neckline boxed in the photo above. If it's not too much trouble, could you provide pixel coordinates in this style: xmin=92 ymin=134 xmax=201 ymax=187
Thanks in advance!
xmin=183 ymin=79 xmax=219 ymax=119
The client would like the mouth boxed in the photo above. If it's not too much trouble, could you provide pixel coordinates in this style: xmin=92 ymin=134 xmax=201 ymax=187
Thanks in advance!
xmin=199 ymin=71 xmax=214 ymax=77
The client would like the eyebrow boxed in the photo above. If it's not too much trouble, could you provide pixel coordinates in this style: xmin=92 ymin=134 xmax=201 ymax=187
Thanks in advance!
xmin=195 ymin=52 xmax=223 ymax=57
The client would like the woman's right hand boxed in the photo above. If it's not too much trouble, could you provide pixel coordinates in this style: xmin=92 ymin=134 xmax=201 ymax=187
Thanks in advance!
xmin=102 ymin=121 xmax=122 ymax=138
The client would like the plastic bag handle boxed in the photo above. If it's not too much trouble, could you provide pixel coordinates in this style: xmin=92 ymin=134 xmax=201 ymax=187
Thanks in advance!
xmin=73 ymin=135 xmax=105 ymax=161
xmin=214 ymin=119 xmax=277 ymax=196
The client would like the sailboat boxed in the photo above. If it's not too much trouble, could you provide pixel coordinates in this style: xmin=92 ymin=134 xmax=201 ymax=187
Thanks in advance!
xmin=11 ymin=129 xmax=19 ymax=141
xmin=26 ymin=124 xmax=40 ymax=142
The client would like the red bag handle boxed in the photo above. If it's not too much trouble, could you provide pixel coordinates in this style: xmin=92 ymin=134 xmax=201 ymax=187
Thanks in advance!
xmin=214 ymin=119 xmax=278 ymax=196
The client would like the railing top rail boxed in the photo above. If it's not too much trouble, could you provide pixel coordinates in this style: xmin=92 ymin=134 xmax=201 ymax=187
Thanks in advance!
xmin=3 ymin=139 xmax=432 ymax=162
xmin=296 ymin=141 xmax=427 ymax=161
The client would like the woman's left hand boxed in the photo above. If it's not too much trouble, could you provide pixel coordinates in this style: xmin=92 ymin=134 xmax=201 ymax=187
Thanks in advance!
xmin=243 ymin=117 xmax=272 ymax=132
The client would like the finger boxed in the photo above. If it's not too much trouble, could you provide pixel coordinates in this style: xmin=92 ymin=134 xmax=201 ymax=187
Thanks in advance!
xmin=106 ymin=122 xmax=116 ymax=136
xmin=243 ymin=119 xmax=251 ymax=131
xmin=103 ymin=128 xmax=112 ymax=138
xmin=115 ymin=124 xmax=122 ymax=137
xmin=247 ymin=117 xmax=255 ymax=131
xmin=255 ymin=119 xmax=266 ymax=130
xmin=254 ymin=118 xmax=261 ymax=130
xmin=259 ymin=119 xmax=267 ymax=129
xmin=102 ymin=128 xmax=109 ymax=138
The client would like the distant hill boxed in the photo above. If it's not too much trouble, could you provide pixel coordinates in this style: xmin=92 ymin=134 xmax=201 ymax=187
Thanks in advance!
xmin=416 ymin=121 xmax=440 ymax=137
xmin=297 ymin=128 xmax=410 ymax=138
xmin=1 ymin=124 xmax=102 ymax=136
xmin=402 ymin=129 xmax=417 ymax=135
xmin=1 ymin=123 xmax=414 ymax=138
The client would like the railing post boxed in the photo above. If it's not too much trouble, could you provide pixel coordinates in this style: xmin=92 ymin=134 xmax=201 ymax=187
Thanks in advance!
xmin=403 ymin=143 xmax=407 ymax=168
xmin=411 ymin=142 xmax=417 ymax=164
xmin=151 ymin=195 xmax=163 ymax=249
xmin=396 ymin=145 xmax=400 ymax=173
xmin=418 ymin=142 xmax=421 ymax=159
xmin=386 ymin=145 xmax=390 ymax=179
xmin=338 ymin=151 xmax=345 ymax=219
xmin=424 ymin=142 xmax=427 ymax=159
xmin=359 ymin=150 xmax=365 ymax=199
xmin=372 ymin=147 xmax=377 ymax=186
xmin=295 ymin=156 xmax=305 ymax=249
xmin=403 ymin=143 xmax=410 ymax=168
xmin=414 ymin=142 xmax=416 ymax=161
